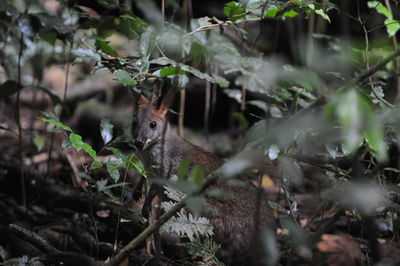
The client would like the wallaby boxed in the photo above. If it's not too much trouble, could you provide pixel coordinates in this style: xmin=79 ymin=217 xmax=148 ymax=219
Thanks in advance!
xmin=132 ymin=90 xmax=277 ymax=265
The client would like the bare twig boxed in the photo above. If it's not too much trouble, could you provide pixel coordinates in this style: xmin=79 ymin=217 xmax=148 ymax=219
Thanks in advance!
xmin=204 ymin=78 xmax=211 ymax=139
xmin=16 ymin=32 xmax=25 ymax=208
xmin=351 ymin=48 xmax=400 ymax=86
xmin=113 ymin=154 xmax=135 ymax=254
xmin=290 ymin=48 xmax=400 ymax=121
xmin=185 ymin=17 xmax=261 ymax=37
xmin=178 ymin=88 xmax=185 ymax=137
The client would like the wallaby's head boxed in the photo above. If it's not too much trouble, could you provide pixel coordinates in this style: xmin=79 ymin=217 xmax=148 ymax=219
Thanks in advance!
xmin=132 ymin=90 xmax=175 ymax=151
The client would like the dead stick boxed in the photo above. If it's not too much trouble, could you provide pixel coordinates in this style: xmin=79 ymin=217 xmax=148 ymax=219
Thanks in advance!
xmin=104 ymin=173 xmax=220 ymax=266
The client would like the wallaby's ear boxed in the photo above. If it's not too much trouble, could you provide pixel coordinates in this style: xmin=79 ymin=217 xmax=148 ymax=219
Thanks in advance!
xmin=154 ymin=89 xmax=176 ymax=117
xmin=138 ymin=95 xmax=150 ymax=106
xmin=133 ymin=94 xmax=150 ymax=114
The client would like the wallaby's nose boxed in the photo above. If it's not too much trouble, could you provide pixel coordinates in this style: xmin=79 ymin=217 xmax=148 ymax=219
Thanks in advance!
xmin=134 ymin=139 xmax=145 ymax=150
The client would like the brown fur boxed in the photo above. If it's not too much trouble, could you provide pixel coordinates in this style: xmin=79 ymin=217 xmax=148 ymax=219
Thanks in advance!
xmin=132 ymin=93 xmax=276 ymax=265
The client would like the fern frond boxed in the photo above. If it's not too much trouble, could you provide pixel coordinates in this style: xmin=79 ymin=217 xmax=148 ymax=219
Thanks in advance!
xmin=183 ymin=239 xmax=225 ymax=266
xmin=161 ymin=208 xmax=213 ymax=241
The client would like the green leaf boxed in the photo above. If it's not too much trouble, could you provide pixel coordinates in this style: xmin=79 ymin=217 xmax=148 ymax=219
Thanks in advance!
xmin=172 ymin=180 xmax=200 ymax=194
xmin=39 ymin=29 xmax=57 ymax=45
xmin=69 ymin=133 xmax=97 ymax=159
xmin=282 ymin=10 xmax=298 ymax=18
xmin=178 ymin=158 xmax=191 ymax=179
xmin=150 ymin=57 xmax=228 ymax=87
xmin=140 ymin=26 xmax=155 ymax=56
xmin=128 ymin=156 xmax=148 ymax=178
xmin=72 ymin=48 xmax=101 ymax=61
xmin=119 ymin=15 xmax=148 ymax=40
xmin=150 ymin=57 xmax=176 ymax=65
xmin=368 ymin=1 xmax=399 ymax=37
xmin=82 ymin=142 xmax=97 ymax=159
xmin=368 ymin=1 xmax=392 ymax=19
xmin=33 ymin=135 xmax=45 ymax=152
xmin=106 ymin=164 xmax=120 ymax=182
xmin=39 ymin=118 xmax=73 ymax=132
xmin=264 ymin=6 xmax=281 ymax=18
xmin=385 ymin=18 xmax=400 ymax=37
xmin=95 ymin=39 xmax=119 ymax=57
xmin=69 ymin=133 xmax=83 ymax=152
xmin=180 ymin=65 xmax=229 ymax=88
xmin=232 ymin=112 xmax=249 ymax=133
xmin=104 ymin=157 xmax=124 ymax=181
xmin=113 ymin=69 xmax=137 ymax=86
xmin=91 ymin=161 xmax=103 ymax=169
xmin=326 ymin=90 xmax=387 ymax=161
xmin=107 ymin=147 xmax=124 ymax=158
xmin=223 ymin=1 xmax=246 ymax=21
xmin=383 ymin=167 xmax=400 ymax=173
xmin=211 ymin=74 xmax=229 ymax=88
xmin=189 ymin=165 xmax=205 ymax=186
xmin=159 ymin=67 xmax=186 ymax=77
xmin=0 ymin=80 xmax=23 ymax=98
xmin=184 ymin=195 xmax=206 ymax=217
xmin=315 ymin=9 xmax=331 ymax=23
xmin=100 ymin=118 xmax=114 ymax=144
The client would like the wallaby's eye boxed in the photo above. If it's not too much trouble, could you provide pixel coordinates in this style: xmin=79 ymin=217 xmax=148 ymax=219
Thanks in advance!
xmin=150 ymin=121 xmax=157 ymax=129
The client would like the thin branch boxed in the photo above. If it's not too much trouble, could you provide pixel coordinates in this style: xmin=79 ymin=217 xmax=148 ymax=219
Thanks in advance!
xmin=178 ymin=88 xmax=185 ymax=137
xmin=113 ymin=154 xmax=135 ymax=255
xmin=288 ymin=48 xmax=400 ymax=121
xmin=367 ymin=21 xmax=400 ymax=33
xmin=350 ymin=48 xmax=400 ymax=86
xmin=16 ymin=32 xmax=26 ymax=208
xmin=185 ymin=17 xmax=261 ymax=36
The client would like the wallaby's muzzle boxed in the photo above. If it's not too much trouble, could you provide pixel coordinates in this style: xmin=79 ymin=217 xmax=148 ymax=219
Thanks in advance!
xmin=134 ymin=139 xmax=145 ymax=151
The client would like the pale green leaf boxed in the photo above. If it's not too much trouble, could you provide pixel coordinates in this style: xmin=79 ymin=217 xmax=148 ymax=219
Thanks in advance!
xmin=113 ymin=69 xmax=136 ymax=86
xmin=72 ymin=48 xmax=101 ymax=61
xmin=315 ymin=9 xmax=331 ymax=23
xmin=91 ymin=161 xmax=103 ymax=169
xmin=40 ymin=118 xmax=72 ymax=132
xmin=385 ymin=18 xmax=400 ymax=37
xmin=368 ymin=1 xmax=392 ymax=19
xmin=189 ymin=166 xmax=204 ymax=186
xmin=33 ymin=135 xmax=45 ymax=152
xmin=140 ymin=25 xmax=155 ymax=56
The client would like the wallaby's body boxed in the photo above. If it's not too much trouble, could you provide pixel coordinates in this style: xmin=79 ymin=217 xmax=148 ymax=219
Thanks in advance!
xmin=132 ymin=92 xmax=276 ymax=265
